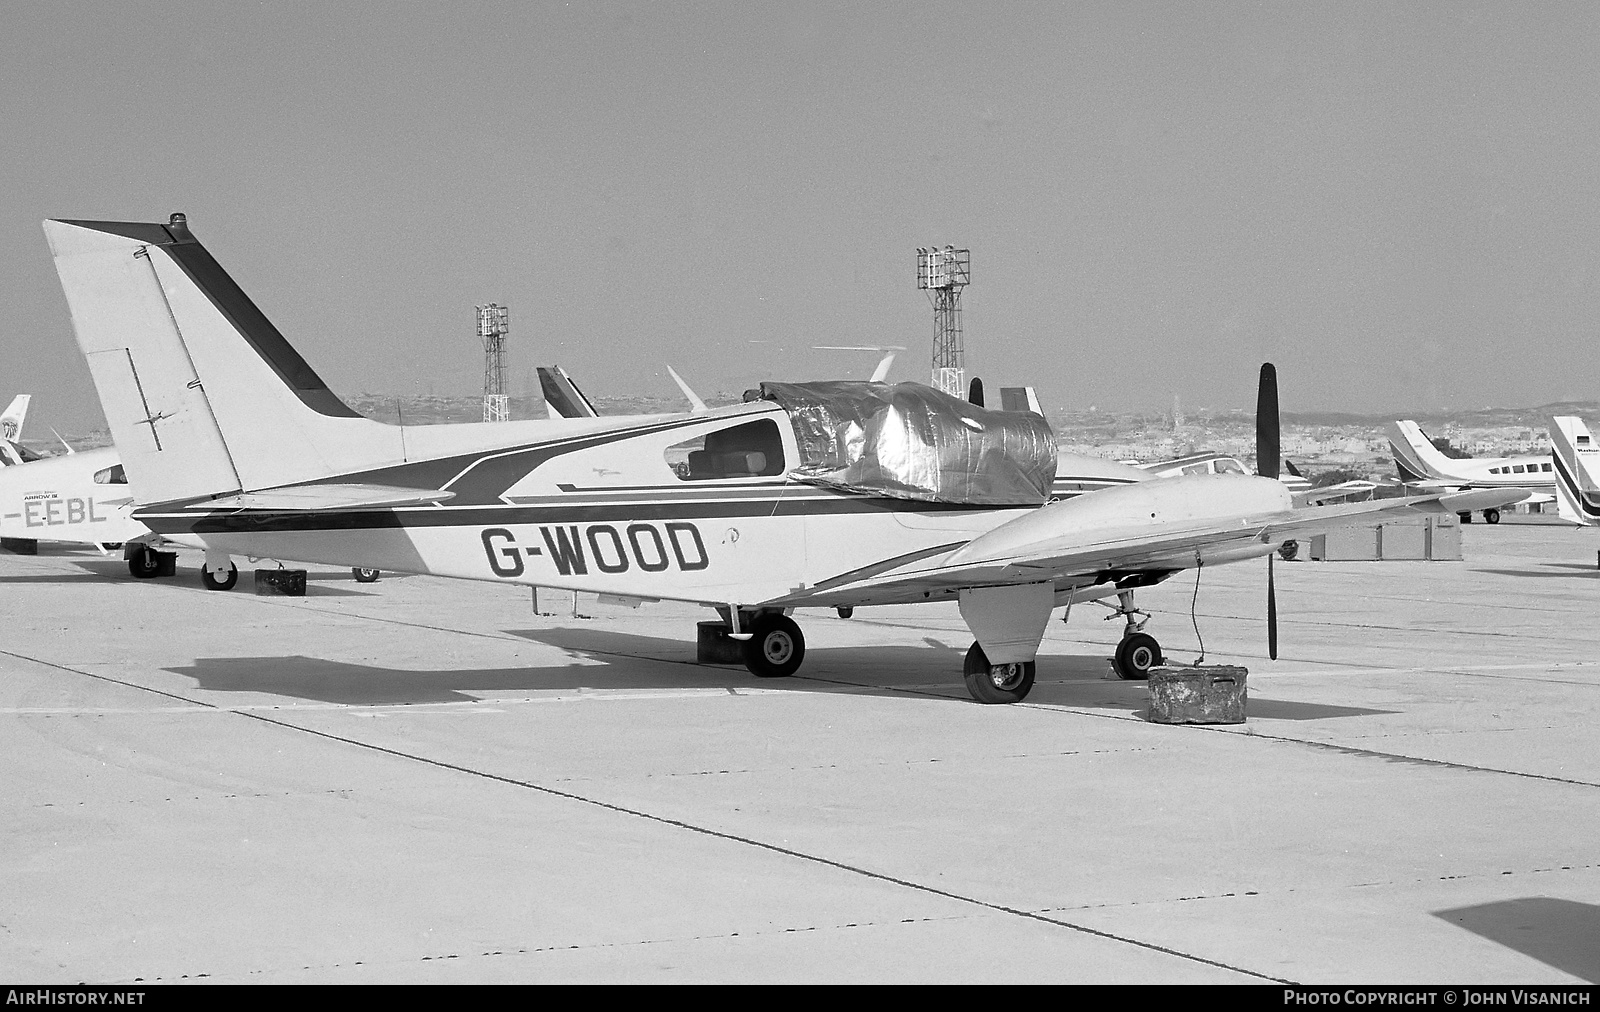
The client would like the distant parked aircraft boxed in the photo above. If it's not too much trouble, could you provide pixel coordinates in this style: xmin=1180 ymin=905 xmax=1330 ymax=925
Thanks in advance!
xmin=1386 ymin=420 xmax=1553 ymax=523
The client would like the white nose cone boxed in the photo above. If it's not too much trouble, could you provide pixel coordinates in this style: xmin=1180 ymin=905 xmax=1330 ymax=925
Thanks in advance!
xmin=949 ymin=473 xmax=1293 ymax=567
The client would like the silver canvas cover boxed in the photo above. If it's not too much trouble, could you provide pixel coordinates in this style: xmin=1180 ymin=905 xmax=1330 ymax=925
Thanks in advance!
xmin=759 ymin=380 xmax=1057 ymax=506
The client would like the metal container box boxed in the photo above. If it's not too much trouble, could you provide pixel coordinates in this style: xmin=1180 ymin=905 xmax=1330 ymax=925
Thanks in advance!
xmin=254 ymin=568 xmax=307 ymax=596
xmin=1309 ymin=527 xmax=1379 ymax=561
xmin=697 ymin=621 xmax=746 ymax=664
xmin=1378 ymin=521 xmax=1428 ymax=560
xmin=1147 ymin=665 xmax=1248 ymax=724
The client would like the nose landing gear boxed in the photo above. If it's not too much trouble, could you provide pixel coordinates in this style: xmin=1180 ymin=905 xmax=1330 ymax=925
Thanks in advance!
xmin=1106 ymin=589 xmax=1164 ymax=680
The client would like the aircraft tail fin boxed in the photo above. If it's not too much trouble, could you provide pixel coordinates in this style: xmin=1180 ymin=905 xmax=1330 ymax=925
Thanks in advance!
xmin=0 ymin=394 xmax=30 ymax=443
xmin=44 ymin=214 xmax=404 ymax=505
xmin=665 ymin=365 xmax=708 ymax=414
xmin=1386 ymin=420 xmax=1459 ymax=483
xmin=1549 ymin=416 xmax=1600 ymax=524
xmin=537 ymin=366 xmax=600 ymax=419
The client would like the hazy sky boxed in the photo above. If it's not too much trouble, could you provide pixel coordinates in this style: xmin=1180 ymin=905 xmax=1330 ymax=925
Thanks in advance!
xmin=3 ymin=1 xmax=1599 ymax=433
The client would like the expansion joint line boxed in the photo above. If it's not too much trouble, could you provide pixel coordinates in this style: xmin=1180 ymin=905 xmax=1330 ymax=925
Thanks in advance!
xmin=3 ymin=646 xmax=1284 ymax=983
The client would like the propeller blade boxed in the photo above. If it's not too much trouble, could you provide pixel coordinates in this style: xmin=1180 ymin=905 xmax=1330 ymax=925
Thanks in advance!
xmin=1256 ymin=362 xmax=1280 ymax=481
xmin=1267 ymin=551 xmax=1279 ymax=660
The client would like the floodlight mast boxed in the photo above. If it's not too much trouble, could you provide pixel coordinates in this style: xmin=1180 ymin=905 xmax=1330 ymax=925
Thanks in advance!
xmin=476 ymin=303 xmax=510 ymax=423
xmin=916 ymin=246 xmax=970 ymax=398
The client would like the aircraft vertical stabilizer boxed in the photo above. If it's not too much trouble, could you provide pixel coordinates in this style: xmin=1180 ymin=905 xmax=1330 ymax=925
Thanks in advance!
xmin=44 ymin=215 xmax=408 ymax=503
xmin=1386 ymin=420 xmax=1457 ymax=483
xmin=0 ymin=394 xmax=30 ymax=442
xmin=1550 ymin=416 xmax=1600 ymax=524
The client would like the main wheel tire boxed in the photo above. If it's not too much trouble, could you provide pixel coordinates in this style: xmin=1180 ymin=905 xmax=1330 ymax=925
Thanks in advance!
xmin=1458 ymin=512 xmax=1473 ymax=523
xmin=1278 ymin=540 xmax=1299 ymax=562
xmin=352 ymin=567 xmax=381 ymax=583
xmin=961 ymin=642 xmax=1036 ymax=704
xmin=742 ymin=613 xmax=805 ymax=678
xmin=1483 ymin=508 xmax=1501 ymax=524
xmin=200 ymin=564 xmax=238 ymax=591
xmin=1113 ymin=632 xmax=1163 ymax=681
xmin=128 ymin=547 xmax=160 ymax=579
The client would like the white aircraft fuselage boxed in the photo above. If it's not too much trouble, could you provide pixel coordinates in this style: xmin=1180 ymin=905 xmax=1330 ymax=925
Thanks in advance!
xmin=0 ymin=446 xmax=146 ymax=547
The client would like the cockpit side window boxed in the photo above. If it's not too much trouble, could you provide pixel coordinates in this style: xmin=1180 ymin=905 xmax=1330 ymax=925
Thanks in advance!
xmin=93 ymin=464 xmax=127 ymax=485
xmin=1215 ymin=459 xmax=1248 ymax=475
xmin=665 ymin=419 xmax=786 ymax=481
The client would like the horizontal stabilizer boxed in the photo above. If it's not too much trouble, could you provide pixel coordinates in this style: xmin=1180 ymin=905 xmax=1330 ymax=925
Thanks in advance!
xmin=202 ymin=483 xmax=455 ymax=511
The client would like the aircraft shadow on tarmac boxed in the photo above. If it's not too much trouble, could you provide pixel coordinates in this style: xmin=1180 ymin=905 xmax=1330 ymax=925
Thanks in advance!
xmin=1434 ymin=897 xmax=1600 ymax=982
xmin=162 ymin=628 xmax=1406 ymax=716
xmin=1477 ymin=563 xmax=1600 ymax=579
xmin=0 ymin=558 xmax=383 ymax=596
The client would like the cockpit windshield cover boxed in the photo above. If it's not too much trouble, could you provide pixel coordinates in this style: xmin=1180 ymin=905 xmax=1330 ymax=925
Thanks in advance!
xmin=758 ymin=380 xmax=1057 ymax=506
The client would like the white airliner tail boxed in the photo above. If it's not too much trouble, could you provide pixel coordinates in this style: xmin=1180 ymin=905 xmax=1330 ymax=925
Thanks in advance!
xmin=0 ymin=394 xmax=30 ymax=443
xmin=1549 ymin=416 xmax=1600 ymax=525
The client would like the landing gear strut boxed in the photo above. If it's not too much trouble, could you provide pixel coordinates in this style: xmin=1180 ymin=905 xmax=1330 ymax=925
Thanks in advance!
xmin=1107 ymin=590 xmax=1163 ymax=680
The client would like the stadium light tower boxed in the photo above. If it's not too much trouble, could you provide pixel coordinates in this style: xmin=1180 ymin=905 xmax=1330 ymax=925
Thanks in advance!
xmin=476 ymin=303 xmax=510 ymax=423
xmin=916 ymin=246 xmax=970 ymax=398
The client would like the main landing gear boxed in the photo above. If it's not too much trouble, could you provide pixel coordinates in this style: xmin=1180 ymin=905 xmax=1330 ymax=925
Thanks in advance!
xmin=962 ymin=642 xmax=1035 ymax=704
xmin=201 ymin=562 xmax=238 ymax=591
xmin=1107 ymin=590 xmax=1164 ymax=680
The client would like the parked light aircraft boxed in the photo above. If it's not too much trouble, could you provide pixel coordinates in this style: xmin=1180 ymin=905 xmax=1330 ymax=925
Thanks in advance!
xmin=1141 ymin=452 xmax=1312 ymax=495
xmin=1387 ymin=420 xmax=1553 ymax=523
xmin=46 ymin=214 xmax=1503 ymax=702
xmin=0 ymin=446 xmax=145 ymax=553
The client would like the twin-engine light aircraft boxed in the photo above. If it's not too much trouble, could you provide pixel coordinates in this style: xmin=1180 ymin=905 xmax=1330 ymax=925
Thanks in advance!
xmin=1387 ymin=420 xmax=1554 ymax=523
xmin=45 ymin=214 xmax=1485 ymax=703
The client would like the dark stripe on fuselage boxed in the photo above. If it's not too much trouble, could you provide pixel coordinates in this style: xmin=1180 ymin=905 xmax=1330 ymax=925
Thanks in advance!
xmin=134 ymin=490 xmax=1060 ymax=535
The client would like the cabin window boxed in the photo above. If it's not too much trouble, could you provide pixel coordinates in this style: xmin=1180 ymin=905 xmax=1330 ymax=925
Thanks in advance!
xmin=665 ymin=419 xmax=786 ymax=481
xmin=1512 ymin=464 xmax=1525 ymax=473
xmin=92 ymin=464 xmax=127 ymax=485
xmin=1181 ymin=463 xmax=1208 ymax=476
xmin=1215 ymin=459 xmax=1247 ymax=475
xmin=1543 ymin=463 xmax=1553 ymax=471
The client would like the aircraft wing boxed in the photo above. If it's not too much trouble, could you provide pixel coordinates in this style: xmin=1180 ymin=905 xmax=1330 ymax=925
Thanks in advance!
xmin=198 ymin=483 xmax=456 ymax=511
xmin=767 ymin=494 xmax=1489 ymax=610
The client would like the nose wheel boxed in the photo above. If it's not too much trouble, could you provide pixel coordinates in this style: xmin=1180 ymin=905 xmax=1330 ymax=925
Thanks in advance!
xmin=1113 ymin=632 xmax=1163 ymax=680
